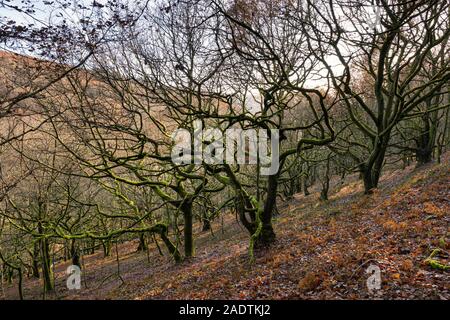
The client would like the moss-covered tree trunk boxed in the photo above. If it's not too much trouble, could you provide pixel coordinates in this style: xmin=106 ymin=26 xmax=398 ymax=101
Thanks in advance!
xmin=255 ymin=174 xmax=277 ymax=248
xmin=40 ymin=237 xmax=54 ymax=292
xmin=157 ymin=225 xmax=182 ymax=263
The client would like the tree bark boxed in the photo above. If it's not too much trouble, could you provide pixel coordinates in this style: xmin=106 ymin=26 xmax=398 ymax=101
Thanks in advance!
xmin=31 ymin=242 xmax=40 ymax=278
xmin=70 ymin=239 xmax=81 ymax=268
xmin=102 ymin=239 xmax=112 ymax=257
xmin=255 ymin=174 xmax=277 ymax=248
xmin=40 ymin=238 xmax=54 ymax=292
xmin=136 ymin=233 xmax=148 ymax=252
xmin=361 ymin=134 xmax=389 ymax=194
xmin=181 ymin=200 xmax=194 ymax=258
xmin=201 ymin=217 xmax=211 ymax=232
xmin=159 ymin=230 xmax=182 ymax=263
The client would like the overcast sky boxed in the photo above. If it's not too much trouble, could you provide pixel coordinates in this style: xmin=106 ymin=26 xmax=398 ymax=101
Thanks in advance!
xmin=0 ymin=0 xmax=111 ymax=27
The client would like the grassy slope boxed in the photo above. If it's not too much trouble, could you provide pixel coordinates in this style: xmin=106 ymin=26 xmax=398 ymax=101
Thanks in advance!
xmin=2 ymin=155 xmax=449 ymax=300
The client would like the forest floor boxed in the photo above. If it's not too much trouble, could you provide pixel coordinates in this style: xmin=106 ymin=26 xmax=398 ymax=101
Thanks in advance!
xmin=2 ymin=154 xmax=449 ymax=300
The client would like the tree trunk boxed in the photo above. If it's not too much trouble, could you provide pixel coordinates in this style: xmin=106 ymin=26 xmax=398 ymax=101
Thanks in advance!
xmin=201 ymin=217 xmax=211 ymax=232
xmin=64 ymin=240 xmax=70 ymax=261
xmin=182 ymin=200 xmax=194 ymax=258
xmin=255 ymin=174 xmax=277 ymax=248
xmin=303 ymin=176 xmax=310 ymax=196
xmin=40 ymin=238 xmax=54 ymax=292
xmin=89 ymin=239 xmax=96 ymax=254
xmin=415 ymin=112 xmax=434 ymax=165
xmin=159 ymin=228 xmax=182 ymax=263
xmin=136 ymin=233 xmax=148 ymax=252
xmin=295 ymin=175 xmax=302 ymax=193
xmin=416 ymin=145 xmax=433 ymax=165
xmin=7 ymin=267 xmax=13 ymax=284
xmin=361 ymin=134 xmax=389 ymax=194
xmin=340 ymin=168 xmax=346 ymax=183
xmin=320 ymin=157 xmax=331 ymax=201
xmin=70 ymin=239 xmax=81 ymax=268
xmin=102 ymin=240 xmax=112 ymax=257
xmin=31 ymin=242 xmax=40 ymax=278
xmin=17 ymin=267 xmax=23 ymax=300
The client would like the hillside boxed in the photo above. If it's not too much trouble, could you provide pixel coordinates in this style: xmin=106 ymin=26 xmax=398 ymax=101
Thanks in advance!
xmin=2 ymin=154 xmax=449 ymax=300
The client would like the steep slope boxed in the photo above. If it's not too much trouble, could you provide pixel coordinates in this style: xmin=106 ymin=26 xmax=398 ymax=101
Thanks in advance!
xmin=2 ymin=154 xmax=449 ymax=300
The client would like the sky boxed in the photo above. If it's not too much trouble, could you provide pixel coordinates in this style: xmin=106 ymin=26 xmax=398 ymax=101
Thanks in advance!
xmin=0 ymin=0 xmax=386 ymax=100
xmin=0 ymin=0 xmax=114 ymax=28
xmin=1 ymin=0 xmax=66 ymax=26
